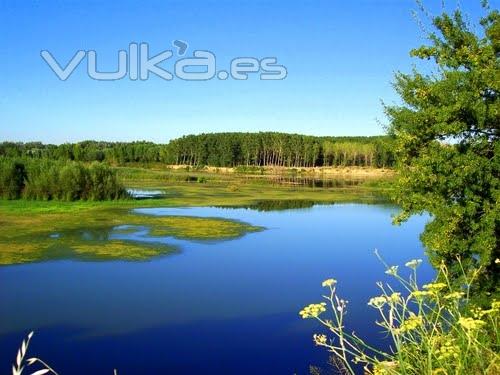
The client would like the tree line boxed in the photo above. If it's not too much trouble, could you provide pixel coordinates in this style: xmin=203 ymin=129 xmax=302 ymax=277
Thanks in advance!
xmin=0 ymin=158 xmax=128 ymax=201
xmin=166 ymin=133 xmax=394 ymax=168
xmin=0 ymin=133 xmax=395 ymax=168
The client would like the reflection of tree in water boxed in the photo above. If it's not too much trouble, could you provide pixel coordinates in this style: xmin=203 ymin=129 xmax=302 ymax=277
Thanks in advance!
xmin=78 ymin=228 xmax=111 ymax=241
xmin=236 ymin=175 xmax=363 ymax=188
xmin=251 ymin=200 xmax=317 ymax=211
xmin=218 ymin=199 xmax=318 ymax=212
xmin=267 ymin=176 xmax=362 ymax=188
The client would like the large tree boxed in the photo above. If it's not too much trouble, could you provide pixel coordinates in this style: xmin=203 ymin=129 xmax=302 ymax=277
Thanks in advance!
xmin=387 ymin=2 xmax=499 ymax=290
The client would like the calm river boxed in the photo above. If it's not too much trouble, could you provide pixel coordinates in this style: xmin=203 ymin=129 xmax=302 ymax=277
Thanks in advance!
xmin=0 ymin=203 xmax=432 ymax=374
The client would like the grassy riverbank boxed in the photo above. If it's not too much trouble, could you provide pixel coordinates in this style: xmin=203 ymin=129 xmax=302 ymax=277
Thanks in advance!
xmin=116 ymin=164 xmax=394 ymax=187
xmin=0 ymin=167 xmax=394 ymax=265
xmin=1 ymin=165 xmax=394 ymax=212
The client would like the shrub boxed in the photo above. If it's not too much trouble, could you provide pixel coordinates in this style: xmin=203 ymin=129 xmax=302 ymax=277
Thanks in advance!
xmin=0 ymin=158 xmax=128 ymax=201
xmin=0 ymin=158 xmax=26 ymax=199
xmin=87 ymin=162 xmax=128 ymax=201
xmin=58 ymin=162 xmax=88 ymax=201
xmin=23 ymin=159 xmax=61 ymax=200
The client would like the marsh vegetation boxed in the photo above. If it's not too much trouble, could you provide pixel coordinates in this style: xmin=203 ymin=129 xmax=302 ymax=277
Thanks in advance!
xmin=0 ymin=204 xmax=261 ymax=265
xmin=0 ymin=158 xmax=127 ymax=201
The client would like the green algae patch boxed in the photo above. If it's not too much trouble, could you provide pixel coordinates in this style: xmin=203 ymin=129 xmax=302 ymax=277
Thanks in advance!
xmin=68 ymin=240 xmax=176 ymax=261
xmin=136 ymin=215 xmax=261 ymax=240
xmin=0 ymin=237 xmax=176 ymax=265
xmin=0 ymin=209 xmax=261 ymax=265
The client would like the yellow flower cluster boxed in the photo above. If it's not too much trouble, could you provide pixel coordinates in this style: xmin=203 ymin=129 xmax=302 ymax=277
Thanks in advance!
xmin=313 ymin=334 xmax=327 ymax=345
xmin=458 ymin=317 xmax=485 ymax=331
xmin=322 ymin=278 xmax=337 ymax=288
xmin=443 ymin=291 xmax=464 ymax=300
xmin=372 ymin=361 xmax=398 ymax=375
xmin=368 ymin=293 xmax=401 ymax=308
xmin=411 ymin=290 xmax=433 ymax=299
xmin=478 ymin=300 xmax=500 ymax=317
xmin=385 ymin=266 xmax=399 ymax=276
xmin=396 ymin=314 xmax=423 ymax=334
xmin=368 ymin=296 xmax=388 ymax=308
xmin=423 ymin=282 xmax=447 ymax=291
xmin=299 ymin=303 xmax=326 ymax=319
xmin=435 ymin=338 xmax=460 ymax=361
xmin=388 ymin=292 xmax=401 ymax=303
xmin=470 ymin=306 xmax=485 ymax=319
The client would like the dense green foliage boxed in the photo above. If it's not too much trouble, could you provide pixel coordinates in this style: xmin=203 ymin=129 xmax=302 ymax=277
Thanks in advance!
xmin=165 ymin=133 xmax=394 ymax=167
xmin=387 ymin=5 xmax=499 ymax=289
xmin=0 ymin=133 xmax=395 ymax=168
xmin=0 ymin=158 xmax=128 ymax=201
xmin=0 ymin=160 xmax=26 ymax=199
xmin=0 ymin=140 xmax=162 ymax=164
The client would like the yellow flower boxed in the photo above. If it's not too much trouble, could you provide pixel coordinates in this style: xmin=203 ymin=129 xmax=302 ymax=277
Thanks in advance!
xmin=368 ymin=296 xmax=388 ymax=308
xmin=481 ymin=300 xmax=500 ymax=316
xmin=299 ymin=303 xmax=327 ymax=319
xmin=372 ymin=361 xmax=398 ymax=375
xmin=322 ymin=278 xmax=337 ymax=288
xmin=405 ymin=259 xmax=423 ymax=269
xmin=458 ymin=317 xmax=485 ymax=331
xmin=313 ymin=334 xmax=327 ymax=345
xmin=411 ymin=290 xmax=432 ymax=299
xmin=385 ymin=266 xmax=399 ymax=276
xmin=389 ymin=292 xmax=401 ymax=303
xmin=444 ymin=291 xmax=464 ymax=300
xmin=434 ymin=337 xmax=460 ymax=361
xmin=470 ymin=307 xmax=486 ymax=319
xmin=397 ymin=314 xmax=423 ymax=333
xmin=423 ymin=282 xmax=447 ymax=291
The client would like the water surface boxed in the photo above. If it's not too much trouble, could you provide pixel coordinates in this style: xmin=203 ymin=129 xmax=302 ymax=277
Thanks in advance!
xmin=0 ymin=204 xmax=432 ymax=374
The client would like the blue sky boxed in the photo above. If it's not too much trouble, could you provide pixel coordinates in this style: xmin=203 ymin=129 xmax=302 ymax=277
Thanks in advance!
xmin=0 ymin=0 xmax=496 ymax=144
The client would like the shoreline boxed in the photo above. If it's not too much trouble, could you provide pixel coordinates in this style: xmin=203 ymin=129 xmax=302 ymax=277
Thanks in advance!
xmin=152 ymin=165 xmax=395 ymax=178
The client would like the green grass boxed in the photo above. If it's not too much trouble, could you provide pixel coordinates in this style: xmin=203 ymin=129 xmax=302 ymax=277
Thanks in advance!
xmin=0 ymin=177 xmax=393 ymax=215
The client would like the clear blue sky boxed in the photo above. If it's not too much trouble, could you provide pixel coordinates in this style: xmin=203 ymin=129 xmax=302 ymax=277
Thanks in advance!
xmin=0 ymin=0 xmax=495 ymax=144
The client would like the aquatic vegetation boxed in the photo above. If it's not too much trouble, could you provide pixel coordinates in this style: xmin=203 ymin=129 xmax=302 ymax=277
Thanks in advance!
xmin=300 ymin=255 xmax=500 ymax=374
xmin=0 ymin=172 xmax=389 ymax=266
xmin=0 ymin=209 xmax=261 ymax=265
xmin=0 ymin=231 xmax=176 ymax=265
xmin=131 ymin=215 xmax=261 ymax=240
